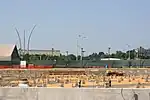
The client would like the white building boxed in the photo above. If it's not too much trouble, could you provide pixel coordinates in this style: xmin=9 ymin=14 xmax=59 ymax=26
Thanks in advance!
xmin=101 ymin=58 xmax=121 ymax=61
xmin=22 ymin=49 xmax=61 ymax=56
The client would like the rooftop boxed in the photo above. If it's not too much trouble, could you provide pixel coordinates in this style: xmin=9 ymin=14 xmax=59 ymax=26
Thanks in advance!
xmin=101 ymin=58 xmax=121 ymax=61
xmin=24 ymin=49 xmax=60 ymax=52
xmin=0 ymin=44 xmax=16 ymax=57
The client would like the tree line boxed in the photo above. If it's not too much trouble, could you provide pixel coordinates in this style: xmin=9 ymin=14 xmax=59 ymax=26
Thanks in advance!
xmin=22 ymin=48 xmax=150 ymax=61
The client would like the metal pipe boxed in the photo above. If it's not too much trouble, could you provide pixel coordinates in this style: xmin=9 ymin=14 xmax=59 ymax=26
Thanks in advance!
xmin=15 ymin=28 xmax=22 ymax=55
xmin=23 ymin=30 xmax=26 ymax=56
xmin=27 ymin=25 xmax=37 ymax=54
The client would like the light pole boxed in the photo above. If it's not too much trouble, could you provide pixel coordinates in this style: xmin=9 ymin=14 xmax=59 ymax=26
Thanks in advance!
xmin=108 ymin=47 xmax=111 ymax=58
xmin=66 ymin=51 xmax=69 ymax=61
xmin=76 ymin=35 xmax=79 ymax=61
xmin=23 ymin=30 xmax=26 ymax=56
xmin=126 ymin=44 xmax=131 ymax=60
xmin=80 ymin=48 xmax=83 ymax=61
xmin=135 ymin=48 xmax=139 ymax=60
xmin=52 ymin=48 xmax=54 ymax=57
xmin=80 ymin=48 xmax=85 ymax=67
xmin=66 ymin=51 xmax=68 ymax=56
xmin=65 ymin=51 xmax=69 ymax=67
xmin=76 ymin=33 xmax=86 ymax=61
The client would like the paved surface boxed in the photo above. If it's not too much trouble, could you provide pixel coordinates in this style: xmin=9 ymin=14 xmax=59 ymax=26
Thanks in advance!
xmin=0 ymin=88 xmax=149 ymax=100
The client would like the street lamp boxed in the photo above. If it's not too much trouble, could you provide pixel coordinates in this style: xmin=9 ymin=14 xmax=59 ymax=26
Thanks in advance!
xmin=66 ymin=51 xmax=69 ymax=61
xmin=126 ymin=44 xmax=131 ymax=60
xmin=80 ymin=48 xmax=85 ymax=67
xmin=80 ymin=48 xmax=83 ymax=61
xmin=23 ymin=30 xmax=26 ymax=56
xmin=76 ymin=33 xmax=86 ymax=61
xmin=66 ymin=51 xmax=69 ymax=57
xmin=76 ymin=35 xmax=79 ymax=61
xmin=134 ymin=48 xmax=139 ymax=60
xmin=108 ymin=47 xmax=111 ymax=58
xmin=65 ymin=51 xmax=69 ymax=67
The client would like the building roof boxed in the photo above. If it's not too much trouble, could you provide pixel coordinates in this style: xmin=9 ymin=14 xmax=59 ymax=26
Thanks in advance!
xmin=31 ymin=49 xmax=60 ymax=52
xmin=24 ymin=49 xmax=60 ymax=52
xmin=101 ymin=58 xmax=121 ymax=61
xmin=0 ymin=44 xmax=16 ymax=57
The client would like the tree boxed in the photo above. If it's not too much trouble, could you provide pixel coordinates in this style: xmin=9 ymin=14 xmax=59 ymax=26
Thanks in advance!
xmin=126 ymin=50 xmax=136 ymax=59
xmin=115 ymin=51 xmax=126 ymax=59
xmin=59 ymin=55 xmax=66 ymax=60
xmin=67 ymin=54 xmax=76 ymax=60
xmin=23 ymin=54 xmax=30 ymax=61
xmin=76 ymin=55 xmax=81 ymax=60
xmin=98 ymin=52 xmax=105 ymax=58
xmin=110 ymin=53 xmax=116 ymax=58
xmin=34 ymin=54 xmax=40 ymax=60
xmin=89 ymin=53 xmax=101 ymax=60
xmin=41 ymin=54 xmax=47 ymax=60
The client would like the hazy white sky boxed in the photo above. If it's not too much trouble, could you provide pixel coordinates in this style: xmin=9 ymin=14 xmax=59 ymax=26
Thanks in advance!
xmin=0 ymin=0 xmax=150 ymax=55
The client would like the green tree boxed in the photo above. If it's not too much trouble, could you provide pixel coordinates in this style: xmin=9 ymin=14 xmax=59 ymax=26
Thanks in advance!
xmin=110 ymin=53 xmax=115 ymax=58
xmin=23 ymin=53 xmax=30 ymax=61
xmin=68 ymin=54 xmax=76 ymax=60
xmin=89 ymin=53 xmax=101 ymax=60
xmin=98 ymin=52 xmax=105 ymax=58
xmin=59 ymin=55 xmax=66 ymax=60
xmin=126 ymin=50 xmax=136 ymax=59
xmin=115 ymin=51 xmax=124 ymax=58
xmin=41 ymin=54 xmax=47 ymax=60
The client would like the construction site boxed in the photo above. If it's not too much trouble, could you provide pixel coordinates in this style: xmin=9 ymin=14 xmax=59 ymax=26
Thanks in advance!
xmin=0 ymin=68 xmax=149 ymax=88
xmin=0 ymin=44 xmax=150 ymax=89
xmin=0 ymin=68 xmax=149 ymax=99
xmin=0 ymin=31 xmax=149 ymax=100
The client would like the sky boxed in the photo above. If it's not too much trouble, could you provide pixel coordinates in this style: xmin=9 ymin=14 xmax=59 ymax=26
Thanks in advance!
xmin=0 ymin=0 xmax=150 ymax=55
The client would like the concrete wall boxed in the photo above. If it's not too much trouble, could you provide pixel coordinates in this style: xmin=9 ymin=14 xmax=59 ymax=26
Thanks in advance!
xmin=0 ymin=88 xmax=150 ymax=100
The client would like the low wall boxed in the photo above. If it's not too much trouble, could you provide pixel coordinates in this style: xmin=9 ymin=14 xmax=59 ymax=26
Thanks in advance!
xmin=0 ymin=88 xmax=150 ymax=100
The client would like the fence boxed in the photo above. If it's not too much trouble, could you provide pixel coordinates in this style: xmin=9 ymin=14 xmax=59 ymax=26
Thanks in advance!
xmin=30 ymin=59 xmax=150 ymax=68
xmin=1 ymin=59 xmax=150 ymax=69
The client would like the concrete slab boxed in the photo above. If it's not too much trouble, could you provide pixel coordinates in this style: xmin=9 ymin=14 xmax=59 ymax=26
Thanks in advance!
xmin=0 ymin=88 xmax=149 ymax=100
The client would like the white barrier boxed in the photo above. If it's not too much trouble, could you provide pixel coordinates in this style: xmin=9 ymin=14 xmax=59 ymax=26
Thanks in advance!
xmin=0 ymin=88 xmax=149 ymax=100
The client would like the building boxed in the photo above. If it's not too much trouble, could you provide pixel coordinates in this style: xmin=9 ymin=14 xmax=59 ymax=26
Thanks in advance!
xmin=101 ymin=58 xmax=121 ymax=60
xmin=0 ymin=44 xmax=20 ymax=65
xmin=137 ymin=47 xmax=150 ymax=57
xmin=24 ymin=49 xmax=61 ymax=56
